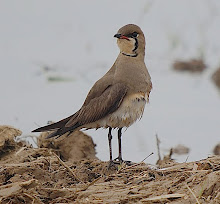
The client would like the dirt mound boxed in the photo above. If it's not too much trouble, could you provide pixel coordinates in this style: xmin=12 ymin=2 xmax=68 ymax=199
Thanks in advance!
xmin=0 ymin=126 xmax=220 ymax=203
xmin=37 ymin=130 xmax=97 ymax=161
xmin=0 ymin=125 xmax=24 ymax=163
xmin=173 ymin=59 xmax=206 ymax=73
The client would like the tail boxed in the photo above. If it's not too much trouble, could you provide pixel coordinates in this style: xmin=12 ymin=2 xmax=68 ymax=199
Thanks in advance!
xmin=32 ymin=112 xmax=80 ymax=139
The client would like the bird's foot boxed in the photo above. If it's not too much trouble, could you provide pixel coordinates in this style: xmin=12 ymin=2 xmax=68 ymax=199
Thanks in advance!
xmin=113 ymin=157 xmax=132 ymax=166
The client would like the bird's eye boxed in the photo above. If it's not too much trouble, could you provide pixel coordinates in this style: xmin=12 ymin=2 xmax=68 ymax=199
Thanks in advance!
xmin=132 ymin=32 xmax=138 ymax=38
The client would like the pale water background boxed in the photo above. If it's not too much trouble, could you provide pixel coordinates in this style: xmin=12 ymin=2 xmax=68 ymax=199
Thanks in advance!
xmin=0 ymin=0 xmax=220 ymax=164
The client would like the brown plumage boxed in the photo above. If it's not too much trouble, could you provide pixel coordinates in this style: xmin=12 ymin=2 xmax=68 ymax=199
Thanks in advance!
xmin=32 ymin=24 xmax=152 ymax=164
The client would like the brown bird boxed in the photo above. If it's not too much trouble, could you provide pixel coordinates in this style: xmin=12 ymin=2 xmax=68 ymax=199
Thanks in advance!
xmin=32 ymin=24 xmax=152 ymax=164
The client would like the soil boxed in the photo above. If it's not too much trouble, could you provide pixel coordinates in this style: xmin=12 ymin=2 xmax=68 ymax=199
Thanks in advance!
xmin=0 ymin=125 xmax=220 ymax=204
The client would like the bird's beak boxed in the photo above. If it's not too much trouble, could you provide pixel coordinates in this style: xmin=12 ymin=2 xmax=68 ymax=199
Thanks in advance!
xmin=114 ymin=34 xmax=121 ymax=38
xmin=114 ymin=34 xmax=130 ymax=40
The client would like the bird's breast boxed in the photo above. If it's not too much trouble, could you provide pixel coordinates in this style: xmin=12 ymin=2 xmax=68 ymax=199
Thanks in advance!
xmin=96 ymin=92 xmax=147 ymax=128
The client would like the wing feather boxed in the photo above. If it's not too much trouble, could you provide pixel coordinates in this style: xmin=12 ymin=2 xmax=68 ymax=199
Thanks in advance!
xmin=65 ymin=83 xmax=128 ymax=127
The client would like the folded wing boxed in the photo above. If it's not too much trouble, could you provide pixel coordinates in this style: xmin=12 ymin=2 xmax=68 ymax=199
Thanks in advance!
xmin=32 ymin=83 xmax=128 ymax=138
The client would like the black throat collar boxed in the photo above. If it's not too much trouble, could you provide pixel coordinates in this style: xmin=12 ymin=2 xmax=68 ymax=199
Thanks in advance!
xmin=122 ymin=52 xmax=138 ymax=57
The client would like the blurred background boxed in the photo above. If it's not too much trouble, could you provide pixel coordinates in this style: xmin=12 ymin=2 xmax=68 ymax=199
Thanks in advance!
xmin=0 ymin=0 xmax=220 ymax=164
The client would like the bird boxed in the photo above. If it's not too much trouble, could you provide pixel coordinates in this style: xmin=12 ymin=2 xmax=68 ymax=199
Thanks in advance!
xmin=32 ymin=24 xmax=152 ymax=165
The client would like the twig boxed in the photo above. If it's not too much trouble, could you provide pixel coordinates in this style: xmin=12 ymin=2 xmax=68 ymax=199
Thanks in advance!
xmin=185 ymin=155 xmax=189 ymax=163
xmin=168 ymin=148 xmax=173 ymax=159
xmin=156 ymin=134 xmax=161 ymax=160
xmin=15 ymin=147 xmax=27 ymax=155
xmin=131 ymin=152 xmax=154 ymax=167
xmin=52 ymin=152 xmax=81 ymax=183
xmin=79 ymin=176 xmax=103 ymax=192
xmin=186 ymin=184 xmax=201 ymax=204
xmin=141 ymin=193 xmax=185 ymax=201
xmin=117 ymin=152 xmax=154 ymax=173
xmin=158 ymin=169 xmax=210 ymax=173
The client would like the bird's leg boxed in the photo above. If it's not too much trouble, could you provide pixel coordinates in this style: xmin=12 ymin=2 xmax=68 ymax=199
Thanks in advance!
xmin=108 ymin=127 xmax=118 ymax=169
xmin=114 ymin=128 xmax=132 ymax=165
xmin=117 ymin=128 xmax=123 ymax=162
xmin=108 ymin=127 xmax=113 ymax=162
xmin=113 ymin=128 xmax=123 ymax=162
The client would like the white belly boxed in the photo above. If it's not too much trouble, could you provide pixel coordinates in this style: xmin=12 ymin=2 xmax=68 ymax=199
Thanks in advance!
xmin=86 ymin=93 xmax=147 ymax=129
xmin=106 ymin=96 xmax=146 ymax=128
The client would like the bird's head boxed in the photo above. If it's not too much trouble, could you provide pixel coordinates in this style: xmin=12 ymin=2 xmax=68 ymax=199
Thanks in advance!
xmin=114 ymin=24 xmax=145 ymax=58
